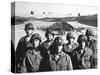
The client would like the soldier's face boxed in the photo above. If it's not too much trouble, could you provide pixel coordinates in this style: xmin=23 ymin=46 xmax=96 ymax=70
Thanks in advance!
xmin=88 ymin=35 xmax=92 ymax=41
xmin=69 ymin=38 xmax=74 ymax=44
xmin=33 ymin=39 xmax=40 ymax=48
xmin=25 ymin=29 xmax=33 ymax=36
xmin=56 ymin=38 xmax=63 ymax=46
xmin=47 ymin=34 xmax=54 ymax=41
xmin=80 ymin=41 xmax=86 ymax=49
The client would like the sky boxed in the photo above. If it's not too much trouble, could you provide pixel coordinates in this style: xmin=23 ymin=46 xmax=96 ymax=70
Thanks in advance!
xmin=12 ymin=1 xmax=97 ymax=18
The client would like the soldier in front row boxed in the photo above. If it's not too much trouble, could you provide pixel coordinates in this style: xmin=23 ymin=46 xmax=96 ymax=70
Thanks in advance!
xmin=49 ymin=36 xmax=73 ymax=71
xmin=20 ymin=33 xmax=42 ymax=73
xmin=72 ymin=35 xmax=93 ymax=69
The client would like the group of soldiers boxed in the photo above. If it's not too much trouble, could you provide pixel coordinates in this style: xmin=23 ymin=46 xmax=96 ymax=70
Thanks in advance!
xmin=15 ymin=23 xmax=97 ymax=73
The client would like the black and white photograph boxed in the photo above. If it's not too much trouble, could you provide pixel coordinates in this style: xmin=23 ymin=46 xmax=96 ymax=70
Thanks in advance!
xmin=11 ymin=1 xmax=98 ymax=73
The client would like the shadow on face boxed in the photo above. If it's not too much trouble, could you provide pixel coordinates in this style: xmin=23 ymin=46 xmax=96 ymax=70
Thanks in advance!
xmin=32 ymin=39 xmax=40 ymax=48
xmin=46 ymin=34 xmax=54 ymax=41
xmin=79 ymin=41 xmax=86 ymax=49
xmin=25 ymin=29 xmax=34 ymax=36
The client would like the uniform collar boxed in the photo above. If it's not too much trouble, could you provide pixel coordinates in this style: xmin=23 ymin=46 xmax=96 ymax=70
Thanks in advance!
xmin=77 ymin=47 xmax=86 ymax=55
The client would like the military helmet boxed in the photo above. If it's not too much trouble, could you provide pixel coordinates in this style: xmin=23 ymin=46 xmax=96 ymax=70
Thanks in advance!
xmin=25 ymin=23 xmax=34 ymax=30
xmin=85 ymin=29 xmax=94 ymax=36
xmin=30 ymin=33 xmax=42 ymax=43
xmin=77 ymin=35 xmax=87 ymax=43
xmin=66 ymin=32 xmax=75 ymax=40
xmin=45 ymin=28 xmax=54 ymax=37
xmin=54 ymin=36 xmax=63 ymax=44
xmin=55 ymin=36 xmax=63 ymax=41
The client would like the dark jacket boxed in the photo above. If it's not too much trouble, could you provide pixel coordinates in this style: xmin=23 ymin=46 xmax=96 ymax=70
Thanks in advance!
xmin=64 ymin=43 xmax=78 ymax=58
xmin=87 ymin=39 xmax=97 ymax=68
xmin=64 ymin=43 xmax=78 ymax=52
xmin=72 ymin=47 xmax=93 ymax=69
xmin=40 ymin=40 xmax=54 ymax=58
xmin=87 ymin=39 xmax=97 ymax=54
xmin=39 ymin=40 xmax=54 ymax=71
xmin=16 ymin=36 xmax=31 ymax=73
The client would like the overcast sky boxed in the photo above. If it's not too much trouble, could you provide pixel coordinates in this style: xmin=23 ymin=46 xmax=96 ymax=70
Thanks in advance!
xmin=12 ymin=1 xmax=97 ymax=18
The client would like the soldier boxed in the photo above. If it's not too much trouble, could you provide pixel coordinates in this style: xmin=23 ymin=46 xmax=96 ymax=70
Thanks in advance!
xmin=64 ymin=32 xmax=78 ymax=58
xmin=85 ymin=29 xmax=97 ymax=68
xmin=49 ymin=36 xmax=73 ymax=71
xmin=20 ymin=33 xmax=42 ymax=73
xmin=39 ymin=29 xmax=54 ymax=71
xmin=72 ymin=35 xmax=93 ymax=69
xmin=16 ymin=23 xmax=34 ymax=73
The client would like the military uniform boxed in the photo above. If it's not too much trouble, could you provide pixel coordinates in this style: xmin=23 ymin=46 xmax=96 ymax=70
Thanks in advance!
xmin=16 ymin=36 xmax=32 ymax=73
xmin=64 ymin=43 xmax=78 ymax=52
xmin=39 ymin=29 xmax=54 ymax=71
xmin=16 ymin=23 xmax=34 ymax=73
xmin=48 ymin=37 xmax=73 ymax=71
xmin=20 ymin=49 xmax=42 ymax=73
xmin=64 ymin=43 xmax=78 ymax=58
xmin=40 ymin=40 xmax=54 ymax=56
xmin=86 ymin=29 xmax=97 ymax=55
xmin=87 ymin=39 xmax=97 ymax=68
xmin=85 ymin=29 xmax=97 ymax=68
xmin=64 ymin=32 xmax=78 ymax=60
xmin=49 ymin=51 xmax=73 ymax=71
xmin=39 ymin=40 xmax=54 ymax=71
xmin=72 ymin=47 xmax=93 ymax=69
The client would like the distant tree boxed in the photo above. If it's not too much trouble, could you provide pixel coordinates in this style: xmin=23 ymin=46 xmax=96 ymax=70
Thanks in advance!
xmin=31 ymin=11 xmax=34 ymax=15
xmin=43 ymin=12 xmax=45 ymax=14
xmin=70 ymin=13 xmax=72 ymax=16
xmin=78 ymin=13 xmax=80 ymax=16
